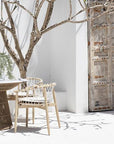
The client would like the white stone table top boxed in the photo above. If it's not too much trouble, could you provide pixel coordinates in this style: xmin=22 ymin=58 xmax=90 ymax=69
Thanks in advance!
xmin=0 ymin=79 xmax=27 ymax=91
xmin=0 ymin=79 xmax=27 ymax=84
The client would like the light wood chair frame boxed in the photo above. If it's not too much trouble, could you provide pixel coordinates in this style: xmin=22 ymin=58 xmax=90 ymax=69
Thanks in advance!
xmin=14 ymin=83 xmax=61 ymax=135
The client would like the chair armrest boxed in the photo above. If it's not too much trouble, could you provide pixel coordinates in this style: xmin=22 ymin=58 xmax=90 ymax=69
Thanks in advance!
xmin=37 ymin=83 xmax=56 ymax=88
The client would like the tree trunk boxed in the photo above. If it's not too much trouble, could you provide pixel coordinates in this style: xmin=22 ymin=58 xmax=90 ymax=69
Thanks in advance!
xmin=19 ymin=61 xmax=27 ymax=78
xmin=19 ymin=63 xmax=27 ymax=88
xmin=20 ymin=69 xmax=26 ymax=79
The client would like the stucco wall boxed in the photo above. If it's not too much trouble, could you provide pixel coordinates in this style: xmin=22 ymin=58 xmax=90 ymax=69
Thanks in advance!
xmin=1 ymin=0 xmax=88 ymax=113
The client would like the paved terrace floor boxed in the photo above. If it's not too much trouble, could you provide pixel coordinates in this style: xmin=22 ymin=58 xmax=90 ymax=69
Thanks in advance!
xmin=0 ymin=109 xmax=114 ymax=144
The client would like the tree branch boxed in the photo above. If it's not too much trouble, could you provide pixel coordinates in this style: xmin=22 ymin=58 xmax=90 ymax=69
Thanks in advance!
xmin=34 ymin=0 xmax=45 ymax=18
xmin=83 ymin=0 xmax=88 ymax=20
xmin=4 ymin=2 xmax=16 ymax=31
xmin=68 ymin=0 xmax=72 ymax=19
xmin=3 ymin=4 xmax=17 ymax=24
xmin=24 ymin=0 xmax=47 ymax=67
xmin=24 ymin=0 xmax=56 ymax=66
xmin=41 ymin=0 xmax=88 ymax=34
xmin=24 ymin=36 xmax=40 ymax=68
xmin=4 ymin=0 xmax=35 ymax=18
xmin=78 ymin=0 xmax=84 ymax=9
xmin=4 ymin=2 xmax=24 ymax=62
xmin=69 ymin=19 xmax=87 ymax=23
xmin=32 ymin=0 xmax=45 ymax=37
xmin=71 ymin=9 xmax=85 ymax=20
xmin=41 ymin=19 xmax=69 ymax=34
xmin=0 ymin=29 xmax=20 ymax=66
xmin=41 ymin=1 xmax=114 ymax=34
xmin=41 ymin=0 xmax=55 ymax=31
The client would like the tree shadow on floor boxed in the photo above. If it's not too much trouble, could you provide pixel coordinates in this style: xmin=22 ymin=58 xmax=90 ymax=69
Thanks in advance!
xmin=0 ymin=111 xmax=114 ymax=136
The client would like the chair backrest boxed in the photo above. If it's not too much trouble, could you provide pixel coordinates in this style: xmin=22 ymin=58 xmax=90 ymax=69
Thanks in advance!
xmin=17 ymin=77 xmax=43 ymax=91
xmin=27 ymin=77 xmax=43 ymax=87
xmin=34 ymin=83 xmax=56 ymax=102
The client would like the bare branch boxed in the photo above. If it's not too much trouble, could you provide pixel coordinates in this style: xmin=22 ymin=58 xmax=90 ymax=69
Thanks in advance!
xmin=4 ymin=2 xmax=16 ymax=31
xmin=1 ymin=0 xmax=3 ymax=20
xmin=83 ymin=0 xmax=88 ymax=20
xmin=69 ymin=19 xmax=87 ymax=23
xmin=3 ymin=0 xmax=34 ymax=18
xmin=34 ymin=0 xmax=45 ymax=18
xmin=4 ymin=2 xmax=24 ymax=62
xmin=78 ymin=0 xmax=84 ymax=9
xmin=24 ymin=0 xmax=47 ymax=68
xmin=24 ymin=36 xmax=40 ymax=68
xmin=71 ymin=9 xmax=85 ymax=20
xmin=1 ymin=0 xmax=113 ymax=79
xmin=3 ymin=4 xmax=17 ymax=24
xmin=41 ymin=0 xmax=55 ymax=31
xmin=41 ymin=4 xmax=87 ymax=34
xmin=0 ymin=23 xmax=12 ymax=32
xmin=46 ymin=0 xmax=51 ymax=2
xmin=41 ymin=19 xmax=68 ymax=34
xmin=68 ymin=0 xmax=72 ymax=19
xmin=32 ymin=0 xmax=45 ymax=36
xmin=0 ymin=29 xmax=20 ymax=66
xmin=46 ymin=0 xmax=55 ymax=2
xmin=25 ymin=0 xmax=55 ymax=66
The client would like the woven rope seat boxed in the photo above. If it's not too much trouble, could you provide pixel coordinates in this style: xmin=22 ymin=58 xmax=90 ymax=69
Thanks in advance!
xmin=19 ymin=97 xmax=45 ymax=105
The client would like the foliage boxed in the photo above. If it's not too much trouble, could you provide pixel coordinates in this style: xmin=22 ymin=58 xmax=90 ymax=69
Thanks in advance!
xmin=0 ymin=53 xmax=14 ymax=79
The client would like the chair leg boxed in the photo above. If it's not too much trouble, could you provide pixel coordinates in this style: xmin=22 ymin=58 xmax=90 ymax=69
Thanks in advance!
xmin=14 ymin=97 xmax=18 ymax=132
xmin=26 ymin=108 xmax=28 ymax=127
xmin=14 ymin=108 xmax=18 ymax=132
xmin=45 ymin=104 xmax=50 ymax=135
xmin=17 ymin=107 xmax=19 ymax=117
xmin=53 ymin=90 xmax=61 ymax=128
xmin=43 ymin=88 xmax=50 ymax=135
xmin=32 ymin=108 xmax=35 ymax=124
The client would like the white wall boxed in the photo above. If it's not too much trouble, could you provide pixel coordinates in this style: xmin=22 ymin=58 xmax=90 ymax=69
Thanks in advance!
xmin=28 ymin=0 xmax=77 ymax=112
xmin=47 ymin=0 xmax=88 ymax=113
xmin=27 ymin=33 xmax=51 ymax=83
xmin=75 ymin=1 xmax=88 ymax=113
xmin=48 ymin=0 xmax=76 ymax=112
xmin=1 ymin=0 xmax=88 ymax=113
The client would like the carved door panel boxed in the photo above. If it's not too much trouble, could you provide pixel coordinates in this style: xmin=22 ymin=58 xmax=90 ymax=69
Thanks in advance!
xmin=88 ymin=0 xmax=114 ymax=111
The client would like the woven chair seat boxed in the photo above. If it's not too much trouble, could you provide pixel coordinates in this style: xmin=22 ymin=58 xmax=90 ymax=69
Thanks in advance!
xmin=15 ymin=91 xmax=33 ymax=97
xmin=15 ymin=91 xmax=28 ymax=97
xmin=8 ymin=91 xmax=33 ymax=99
xmin=19 ymin=97 xmax=47 ymax=104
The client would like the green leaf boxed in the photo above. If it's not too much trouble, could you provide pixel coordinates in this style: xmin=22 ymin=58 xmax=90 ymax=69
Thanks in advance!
xmin=0 ymin=53 xmax=14 ymax=79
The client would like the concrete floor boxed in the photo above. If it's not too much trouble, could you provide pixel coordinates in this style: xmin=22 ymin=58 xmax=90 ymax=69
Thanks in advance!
xmin=0 ymin=109 xmax=114 ymax=144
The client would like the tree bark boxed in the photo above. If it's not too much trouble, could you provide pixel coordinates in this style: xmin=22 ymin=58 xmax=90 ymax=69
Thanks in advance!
xmin=20 ymin=69 xmax=26 ymax=79
xmin=19 ymin=62 xmax=27 ymax=79
xmin=19 ymin=65 xmax=27 ymax=88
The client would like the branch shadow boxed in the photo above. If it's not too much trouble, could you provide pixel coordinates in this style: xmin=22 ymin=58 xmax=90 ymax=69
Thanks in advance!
xmin=0 ymin=111 xmax=114 ymax=136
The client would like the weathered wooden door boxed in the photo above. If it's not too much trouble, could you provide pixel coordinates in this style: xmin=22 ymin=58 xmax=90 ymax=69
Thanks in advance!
xmin=88 ymin=0 xmax=114 ymax=111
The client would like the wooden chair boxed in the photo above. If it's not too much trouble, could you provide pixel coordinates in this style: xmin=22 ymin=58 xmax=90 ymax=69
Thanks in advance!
xmin=7 ymin=77 xmax=43 ymax=123
xmin=14 ymin=82 xmax=61 ymax=135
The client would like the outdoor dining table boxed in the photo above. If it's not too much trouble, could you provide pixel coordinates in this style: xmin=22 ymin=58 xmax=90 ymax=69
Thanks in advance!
xmin=0 ymin=80 xmax=26 ymax=130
